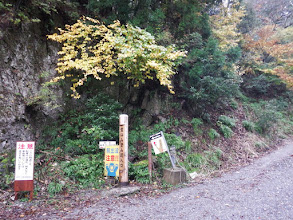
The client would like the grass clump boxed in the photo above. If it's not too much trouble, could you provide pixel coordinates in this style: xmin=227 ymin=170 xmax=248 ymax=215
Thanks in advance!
xmin=219 ymin=124 xmax=233 ymax=138
xmin=242 ymin=120 xmax=255 ymax=132
xmin=218 ymin=115 xmax=236 ymax=128
xmin=208 ymin=128 xmax=220 ymax=141
xmin=191 ymin=118 xmax=203 ymax=135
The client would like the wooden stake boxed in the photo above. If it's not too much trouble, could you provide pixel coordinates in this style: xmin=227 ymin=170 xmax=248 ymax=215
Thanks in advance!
xmin=148 ymin=142 xmax=152 ymax=182
xmin=119 ymin=114 xmax=129 ymax=186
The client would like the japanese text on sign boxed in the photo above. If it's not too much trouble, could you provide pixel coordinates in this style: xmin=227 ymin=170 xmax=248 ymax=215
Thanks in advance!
xmin=104 ymin=145 xmax=119 ymax=177
xmin=119 ymin=125 xmax=125 ymax=173
xmin=15 ymin=142 xmax=35 ymax=180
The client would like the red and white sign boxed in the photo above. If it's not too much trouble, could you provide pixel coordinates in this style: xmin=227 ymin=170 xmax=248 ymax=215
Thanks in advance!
xmin=150 ymin=131 xmax=168 ymax=155
xmin=15 ymin=142 xmax=35 ymax=180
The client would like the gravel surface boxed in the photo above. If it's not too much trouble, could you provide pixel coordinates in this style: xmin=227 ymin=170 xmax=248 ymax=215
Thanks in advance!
xmin=4 ymin=140 xmax=293 ymax=220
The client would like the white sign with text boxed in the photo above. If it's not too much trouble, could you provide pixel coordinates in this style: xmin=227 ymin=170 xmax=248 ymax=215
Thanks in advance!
xmin=150 ymin=131 xmax=168 ymax=155
xmin=99 ymin=141 xmax=117 ymax=149
xmin=15 ymin=142 xmax=35 ymax=180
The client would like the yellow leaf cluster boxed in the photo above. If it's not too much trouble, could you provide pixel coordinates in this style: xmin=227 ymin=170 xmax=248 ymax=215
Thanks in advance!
xmin=48 ymin=17 xmax=186 ymax=98
xmin=210 ymin=3 xmax=245 ymax=50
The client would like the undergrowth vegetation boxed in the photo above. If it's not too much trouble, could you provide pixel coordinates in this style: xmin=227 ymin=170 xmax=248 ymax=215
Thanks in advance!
xmin=1 ymin=0 xmax=293 ymax=199
xmin=3 ymin=90 xmax=292 ymax=195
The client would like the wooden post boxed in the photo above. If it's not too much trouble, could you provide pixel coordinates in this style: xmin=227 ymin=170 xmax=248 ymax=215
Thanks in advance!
xmin=119 ymin=114 xmax=129 ymax=186
xmin=148 ymin=142 xmax=152 ymax=182
xmin=14 ymin=180 xmax=34 ymax=200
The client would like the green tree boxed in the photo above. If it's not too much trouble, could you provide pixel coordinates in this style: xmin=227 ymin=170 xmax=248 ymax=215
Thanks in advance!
xmin=180 ymin=37 xmax=241 ymax=113
xmin=86 ymin=0 xmax=218 ymax=40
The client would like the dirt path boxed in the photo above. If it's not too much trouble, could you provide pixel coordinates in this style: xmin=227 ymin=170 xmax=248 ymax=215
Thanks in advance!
xmin=3 ymin=139 xmax=293 ymax=220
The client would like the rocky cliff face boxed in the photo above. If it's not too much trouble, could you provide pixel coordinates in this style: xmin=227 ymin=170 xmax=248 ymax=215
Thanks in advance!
xmin=0 ymin=23 xmax=61 ymax=151
xmin=0 ymin=23 xmax=177 ymax=152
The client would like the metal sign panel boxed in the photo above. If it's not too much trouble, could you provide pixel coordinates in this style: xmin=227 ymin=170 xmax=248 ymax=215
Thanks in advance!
xmin=149 ymin=131 xmax=168 ymax=155
xmin=99 ymin=141 xmax=116 ymax=149
xmin=15 ymin=141 xmax=35 ymax=180
xmin=104 ymin=145 xmax=119 ymax=177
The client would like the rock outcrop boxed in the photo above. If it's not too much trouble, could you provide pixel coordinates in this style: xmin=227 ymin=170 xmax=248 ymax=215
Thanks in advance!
xmin=0 ymin=23 xmax=61 ymax=151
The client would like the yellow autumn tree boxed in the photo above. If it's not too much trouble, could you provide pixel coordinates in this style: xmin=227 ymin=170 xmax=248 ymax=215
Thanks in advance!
xmin=48 ymin=17 xmax=186 ymax=98
xmin=210 ymin=3 xmax=245 ymax=50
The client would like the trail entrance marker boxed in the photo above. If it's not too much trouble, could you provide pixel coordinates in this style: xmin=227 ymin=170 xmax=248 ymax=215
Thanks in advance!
xmin=119 ymin=114 xmax=129 ymax=186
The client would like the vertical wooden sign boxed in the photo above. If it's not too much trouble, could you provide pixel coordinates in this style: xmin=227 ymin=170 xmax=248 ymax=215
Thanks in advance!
xmin=119 ymin=114 xmax=129 ymax=186
xmin=14 ymin=141 xmax=35 ymax=200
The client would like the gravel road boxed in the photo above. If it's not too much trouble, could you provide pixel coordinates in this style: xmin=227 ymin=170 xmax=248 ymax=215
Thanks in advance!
xmin=49 ymin=139 xmax=293 ymax=220
xmin=5 ymin=140 xmax=293 ymax=220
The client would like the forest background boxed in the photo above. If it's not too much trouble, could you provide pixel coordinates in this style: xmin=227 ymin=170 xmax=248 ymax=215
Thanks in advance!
xmin=0 ymin=0 xmax=293 ymax=198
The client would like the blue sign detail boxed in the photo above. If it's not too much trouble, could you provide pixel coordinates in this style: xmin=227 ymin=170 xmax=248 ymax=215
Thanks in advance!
xmin=106 ymin=163 xmax=118 ymax=176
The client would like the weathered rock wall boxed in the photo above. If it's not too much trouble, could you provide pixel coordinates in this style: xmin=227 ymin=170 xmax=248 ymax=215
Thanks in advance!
xmin=0 ymin=23 xmax=178 ymax=152
xmin=0 ymin=23 xmax=61 ymax=151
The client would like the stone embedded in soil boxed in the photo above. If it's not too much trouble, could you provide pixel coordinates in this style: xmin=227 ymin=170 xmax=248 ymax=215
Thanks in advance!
xmin=101 ymin=186 xmax=140 ymax=197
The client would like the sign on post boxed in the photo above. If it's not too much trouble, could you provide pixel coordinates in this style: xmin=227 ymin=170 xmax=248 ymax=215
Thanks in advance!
xmin=104 ymin=145 xmax=119 ymax=177
xmin=14 ymin=141 xmax=35 ymax=200
xmin=150 ymin=131 xmax=168 ymax=155
xmin=99 ymin=141 xmax=116 ymax=149
xmin=15 ymin=141 xmax=35 ymax=180
xmin=150 ymin=131 xmax=176 ymax=169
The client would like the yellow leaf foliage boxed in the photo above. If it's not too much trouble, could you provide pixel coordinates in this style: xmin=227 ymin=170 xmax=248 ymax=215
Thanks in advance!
xmin=210 ymin=3 xmax=245 ymax=50
xmin=48 ymin=17 xmax=186 ymax=98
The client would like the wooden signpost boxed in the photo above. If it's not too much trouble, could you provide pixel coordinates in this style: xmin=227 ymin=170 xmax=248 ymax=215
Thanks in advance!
xmin=119 ymin=114 xmax=129 ymax=186
xmin=14 ymin=141 xmax=35 ymax=200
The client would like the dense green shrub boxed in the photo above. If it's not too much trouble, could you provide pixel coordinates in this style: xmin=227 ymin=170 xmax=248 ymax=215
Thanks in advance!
xmin=241 ymin=74 xmax=286 ymax=98
xmin=129 ymin=160 xmax=150 ymax=184
xmin=86 ymin=0 xmax=212 ymax=40
xmin=38 ymin=94 xmax=122 ymax=155
xmin=180 ymin=38 xmax=241 ymax=113
xmin=61 ymin=154 xmax=104 ymax=188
